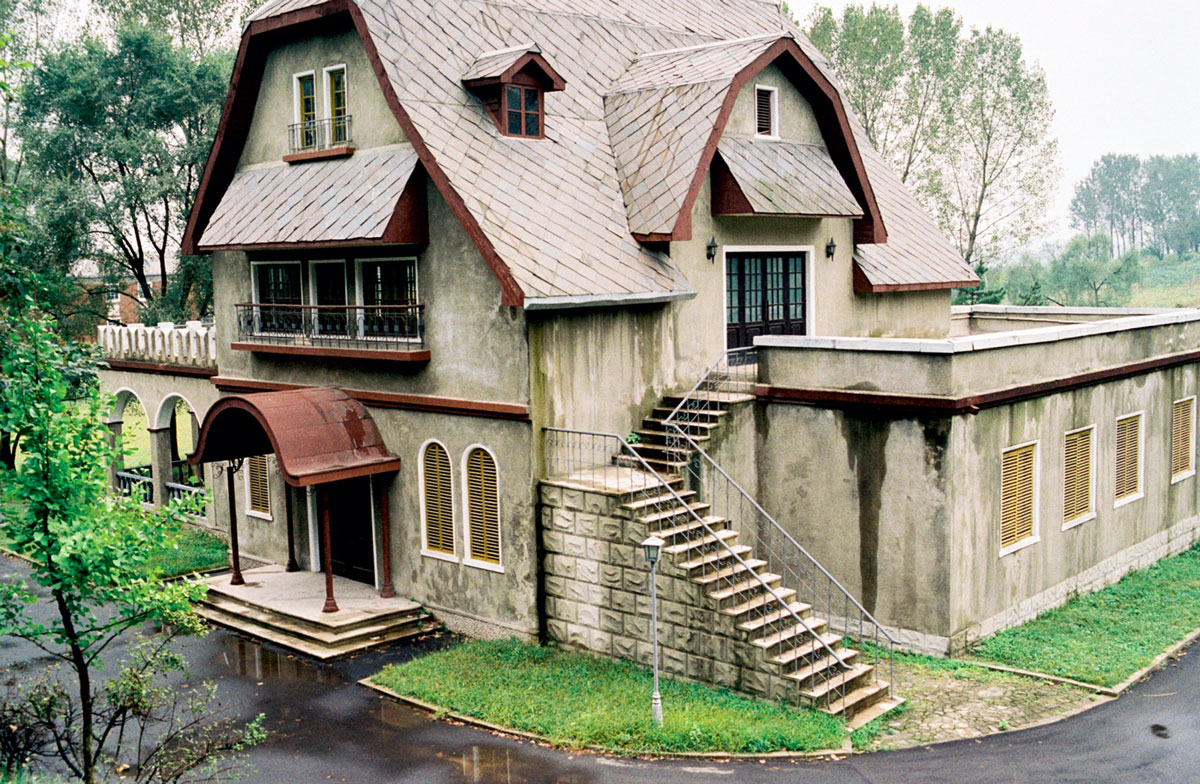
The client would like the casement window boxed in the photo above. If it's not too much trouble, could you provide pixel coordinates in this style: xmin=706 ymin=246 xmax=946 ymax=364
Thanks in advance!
xmin=294 ymin=72 xmax=317 ymax=149
xmin=755 ymin=85 xmax=777 ymax=138
xmin=359 ymin=258 xmax=418 ymax=307
xmin=503 ymin=85 xmax=542 ymax=138
xmin=1000 ymin=441 xmax=1038 ymax=554
xmin=325 ymin=65 xmax=349 ymax=145
xmin=252 ymin=261 xmax=302 ymax=332
xmin=246 ymin=454 xmax=271 ymax=518
xmin=1063 ymin=426 xmax=1095 ymax=528
xmin=463 ymin=446 xmax=501 ymax=569
xmin=1172 ymin=397 xmax=1196 ymax=482
xmin=1115 ymin=413 xmax=1143 ymax=505
xmin=420 ymin=441 xmax=455 ymax=559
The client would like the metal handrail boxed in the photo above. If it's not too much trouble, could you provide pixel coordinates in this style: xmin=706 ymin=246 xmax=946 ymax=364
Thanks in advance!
xmin=234 ymin=302 xmax=425 ymax=351
xmin=544 ymin=427 xmax=852 ymax=708
xmin=661 ymin=347 xmax=897 ymax=695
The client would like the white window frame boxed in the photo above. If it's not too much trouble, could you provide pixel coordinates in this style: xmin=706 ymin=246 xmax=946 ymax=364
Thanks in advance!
xmin=353 ymin=256 xmax=420 ymax=343
xmin=307 ymin=259 xmax=346 ymax=337
xmin=999 ymin=439 xmax=1040 ymax=558
xmin=1114 ymin=411 xmax=1145 ymax=508
xmin=322 ymin=63 xmax=347 ymax=120
xmin=244 ymin=454 xmax=273 ymax=521
xmin=754 ymin=84 xmax=779 ymax=140
xmin=721 ymin=245 xmax=816 ymax=342
xmin=250 ymin=259 xmax=302 ymax=305
xmin=419 ymin=439 xmax=458 ymax=563
xmin=461 ymin=443 xmax=503 ymax=573
xmin=1172 ymin=396 xmax=1196 ymax=484
xmin=1062 ymin=424 xmax=1096 ymax=531
xmin=292 ymin=70 xmax=317 ymax=125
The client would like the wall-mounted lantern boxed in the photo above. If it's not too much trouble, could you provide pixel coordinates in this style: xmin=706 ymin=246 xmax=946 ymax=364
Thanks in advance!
xmin=706 ymin=237 xmax=719 ymax=262
xmin=825 ymin=238 xmax=837 ymax=259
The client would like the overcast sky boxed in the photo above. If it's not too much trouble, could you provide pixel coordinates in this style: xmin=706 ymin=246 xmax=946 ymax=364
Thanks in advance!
xmin=811 ymin=0 xmax=1200 ymax=243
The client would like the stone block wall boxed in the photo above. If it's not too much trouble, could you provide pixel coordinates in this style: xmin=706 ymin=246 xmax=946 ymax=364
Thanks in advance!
xmin=538 ymin=481 xmax=809 ymax=704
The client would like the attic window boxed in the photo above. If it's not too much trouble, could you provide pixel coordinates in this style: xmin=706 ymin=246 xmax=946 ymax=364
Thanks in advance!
xmin=755 ymin=85 xmax=777 ymax=138
xmin=504 ymin=85 xmax=541 ymax=138
xmin=462 ymin=44 xmax=565 ymax=140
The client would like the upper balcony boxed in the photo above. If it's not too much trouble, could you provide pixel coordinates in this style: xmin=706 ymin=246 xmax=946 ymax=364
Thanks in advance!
xmin=97 ymin=321 xmax=218 ymax=374
xmin=284 ymin=116 xmax=354 ymax=163
xmin=232 ymin=302 xmax=430 ymax=363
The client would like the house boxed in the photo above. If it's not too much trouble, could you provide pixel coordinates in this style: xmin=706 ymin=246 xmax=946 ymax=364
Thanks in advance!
xmin=96 ymin=0 xmax=1200 ymax=726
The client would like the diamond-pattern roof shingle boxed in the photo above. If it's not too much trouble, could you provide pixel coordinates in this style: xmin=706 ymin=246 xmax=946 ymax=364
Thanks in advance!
xmin=717 ymin=137 xmax=861 ymax=217
xmin=463 ymin=44 xmax=541 ymax=82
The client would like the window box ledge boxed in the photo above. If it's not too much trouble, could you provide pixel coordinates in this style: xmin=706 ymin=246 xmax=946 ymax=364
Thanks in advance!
xmin=230 ymin=341 xmax=430 ymax=363
xmin=283 ymin=146 xmax=355 ymax=164
xmin=999 ymin=535 xmax=1040 ymax=558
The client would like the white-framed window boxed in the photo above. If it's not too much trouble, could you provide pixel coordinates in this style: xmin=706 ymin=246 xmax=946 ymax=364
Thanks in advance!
xmin=1000 ymin=440 xmax=1039 ymax=556
xmin=1062 ymin=425 xmax=1095 ymax=530
xmin=1172 ymin=396 xmax=1196 ymax=483
xmin=462 ymin=445 xmax=502 ymax=572
xmin=754 ymin=84 xmax=778 ymax=139
xmin=322 ymin=64 xmax=349 ymax=145
xmin=419 ymin=439 xmax=456 ymax=562
xmin=105 ymin=288 xmax=121 ymax=303
xmin=245 ymin=454 xmax=272 ymax=519
xmin=1114 ymin=412 xmax=1144 ymax=507
xmin=292 ymin=70 xmax=317 ymax=149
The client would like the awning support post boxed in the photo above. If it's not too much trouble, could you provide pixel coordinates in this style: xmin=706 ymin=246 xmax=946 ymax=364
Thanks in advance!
xmin=284 ymin=485 xmax=299 ymax=572
xmin=225 ymin=461 xmax=245 ymax=586
xmin=377 ymin=477 xmax=395 ymax=598
xmin=320 ymin=485 xmax=339 ymax=613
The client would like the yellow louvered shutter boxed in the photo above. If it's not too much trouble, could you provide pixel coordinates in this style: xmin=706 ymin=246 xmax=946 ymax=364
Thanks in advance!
xmin=1001 ymin=443 xmax=1036 ymax=550
xmin=466 ymin=448 xmax=500 ymax=565
xmin=1172 ymin=399 xmax=1194 ymax=479
xmin=247 ymin=454 xmax=270 ymax=515
xmin=1063 ymin=429 xmax=1092 ymax=524
xmin=1115 ymin=415 xmax=1141 ymax=500
xmin=423 ymin=443 xmax=454 ymax=554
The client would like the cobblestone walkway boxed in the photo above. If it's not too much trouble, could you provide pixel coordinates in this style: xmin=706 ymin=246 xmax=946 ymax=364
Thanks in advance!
xmin=861 ymin=657 xmax=1105 ymax=750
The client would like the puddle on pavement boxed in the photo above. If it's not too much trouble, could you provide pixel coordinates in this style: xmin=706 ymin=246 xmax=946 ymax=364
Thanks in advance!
xmin=440 ymin=745 xmax=592 ymax=784
xmin=215 ymin=634 xmax=343 ymax=686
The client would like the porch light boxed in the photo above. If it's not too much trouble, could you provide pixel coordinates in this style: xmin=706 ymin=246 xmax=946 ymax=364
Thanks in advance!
xmin=706 ymin=237 xmax=719 ymax=262
xmin=642 ymin=535 xmax=664 ymax=565
xmin=825 ymin=238 xmax=837 ymax=259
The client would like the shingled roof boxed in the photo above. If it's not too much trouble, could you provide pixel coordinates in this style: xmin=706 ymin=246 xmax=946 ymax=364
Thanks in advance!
xmin=716 ymin=137 xmax=862 ymax=217
xmin=188 ymin=0 xmax=974 ymax=307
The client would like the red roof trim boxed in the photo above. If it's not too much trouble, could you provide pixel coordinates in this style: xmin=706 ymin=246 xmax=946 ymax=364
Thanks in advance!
xmin=463 ymin=52 xmax=567 ymax=91
xmin=852 ymin=261 xmax=978 ymax=293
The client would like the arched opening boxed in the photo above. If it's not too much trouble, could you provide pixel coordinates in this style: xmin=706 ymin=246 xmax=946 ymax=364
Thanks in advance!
xmin=156 ymin=394 xmax=206 ymax=505
xmin=112 ymin=390 xmax=153 ymax=504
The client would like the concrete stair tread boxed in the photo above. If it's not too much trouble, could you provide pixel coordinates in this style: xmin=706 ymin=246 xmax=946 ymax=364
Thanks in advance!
xmin=614 ymin=454 xmax=687 ymax=473
xmin=664 ymin=391 xmax=752 ymax=404
xmin=845 ymin=696 xmax=905 ymax=730
xmin=691 ymin=557 xmax=767 ymax=586
xmin=621 ymin=489 xmax=696 ymax=512
xmin=645 ymin=416 xmax=722 ymax=429
xmin=798 ymin=662 xmax=873 ymax=699
xmin=785 ymin=649 xmax=860 ymax=685
xmin=633 ymin=428 xmax=710 ymax=443
xmin=200 ymin=595 xmax=426 ymax=644
xmin=722 ymin=588 xmax=797 ymax=617
xmin=770 ymin=633 xmax=845 ymax=666
xmin=636 ymin=502 xmax=711 ymax=525
xmin=654 ymin=514 xmax=727 ymax=541
xmin=679 ymin=544 xmax=754 ymax=571
xmin=663 ymin=528 xmax=738 ymax=555
xmin=650 ymin=408 xmax=727 ymax=422
xmin=736 ymin=601 xmax=812 ymax=631
xmin=825 ymin=679 xmax=891 ymax=719
xmin=706 ymin=572 xmax=782 ymax=600
xmin=751 ymin=616 xmax=828 ymax=648
xmin=203 ymin=590 xmax=424 ymax=634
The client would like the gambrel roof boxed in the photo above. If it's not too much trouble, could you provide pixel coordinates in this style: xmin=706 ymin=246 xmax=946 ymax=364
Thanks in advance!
xmin=184 ymin=0 xmax=975 ymax=308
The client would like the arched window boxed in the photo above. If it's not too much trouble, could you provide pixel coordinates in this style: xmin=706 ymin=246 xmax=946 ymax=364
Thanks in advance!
xmin=421 ymin=441 xmax=454 ymax=556
xmin=463 ymin=446 xmax=501 ymax=568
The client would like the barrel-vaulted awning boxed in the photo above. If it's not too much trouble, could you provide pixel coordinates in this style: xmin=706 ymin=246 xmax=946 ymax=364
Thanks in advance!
xmin=188 ymin=388 xmax=401 ymax=486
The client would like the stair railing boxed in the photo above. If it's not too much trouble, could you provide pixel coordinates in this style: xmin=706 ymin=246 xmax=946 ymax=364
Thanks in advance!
xmin=662 ymin=349 xmax=897 ymax=697
xmin=543 ymin=427 xmax=853 ymax=711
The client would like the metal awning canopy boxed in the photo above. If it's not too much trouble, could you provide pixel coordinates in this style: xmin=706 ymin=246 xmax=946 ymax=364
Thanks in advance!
xmin=188 ymin=388 xmax=401 ymax=486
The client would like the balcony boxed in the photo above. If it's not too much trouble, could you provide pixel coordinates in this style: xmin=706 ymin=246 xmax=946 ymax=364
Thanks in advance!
xmin=98 ymin=321 xmax=218 ymax=374
xmin=284 ymin=116 xmax=354 ymax=163
xmin=232 ymin=303 xmax=430 ymax=363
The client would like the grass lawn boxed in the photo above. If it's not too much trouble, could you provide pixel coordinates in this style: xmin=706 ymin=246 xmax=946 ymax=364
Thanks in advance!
xmin=970 ymin=543 xmax=1200 ymax=686
xmin=370 ymin=638 xmax=845 ymax=754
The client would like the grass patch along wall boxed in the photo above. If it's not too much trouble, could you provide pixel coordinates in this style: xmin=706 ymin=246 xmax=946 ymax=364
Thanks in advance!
xmin=971 ymin=542 xmax=1200 ymax=686
xmin=369 ymin=638 xmax=846 ymax=754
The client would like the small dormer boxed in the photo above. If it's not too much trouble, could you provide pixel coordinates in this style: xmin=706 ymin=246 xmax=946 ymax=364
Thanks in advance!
xmin=463 ymin=44 xmax=566 ymax=139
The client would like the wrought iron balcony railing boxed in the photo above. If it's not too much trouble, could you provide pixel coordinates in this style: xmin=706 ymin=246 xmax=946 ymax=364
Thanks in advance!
xmin=235 ymin=302 xmax=425 ymax=353
xmin=287 ymin=115 xmax=353 ymax=154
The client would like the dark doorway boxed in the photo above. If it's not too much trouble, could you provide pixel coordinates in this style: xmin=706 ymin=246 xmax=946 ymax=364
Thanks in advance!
xmin=319 ymin=477 xmax=375 ymax=585
xmin=312 ymin=261 xmax=348 ymax=335
xmin=726 ymin=251 xmax=807 ymax=349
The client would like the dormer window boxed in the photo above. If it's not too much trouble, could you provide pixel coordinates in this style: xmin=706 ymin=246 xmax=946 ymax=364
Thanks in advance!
xmin=287 ymin=67 xmax=353 ymax=158
xmin=463 ymin=43 xmax=565 ymax=140
xmin=755 ymin=85 xmax=777 ymax=139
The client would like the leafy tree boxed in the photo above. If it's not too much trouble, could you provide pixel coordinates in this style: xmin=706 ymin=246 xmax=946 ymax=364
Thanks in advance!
xmin=93 ymin=0 xmax=251 ymax=54
xmin=1040 ymin=233 xmax=1141 ymax=307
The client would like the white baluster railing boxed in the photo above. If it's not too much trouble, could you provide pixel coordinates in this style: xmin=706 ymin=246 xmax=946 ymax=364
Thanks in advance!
xmin=97 ymin=321 xmax=217 ymax=369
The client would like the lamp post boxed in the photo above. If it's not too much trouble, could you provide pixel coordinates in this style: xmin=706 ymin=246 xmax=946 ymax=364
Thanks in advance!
xmin=642 ymin=535 xmax=665 ymax=727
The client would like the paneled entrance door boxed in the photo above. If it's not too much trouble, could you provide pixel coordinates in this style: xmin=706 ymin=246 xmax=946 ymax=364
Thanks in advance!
xmin=319 ymin=477 xmax=375 ymax=585
xmin=725 ymin=250 xmax=808 ymax=350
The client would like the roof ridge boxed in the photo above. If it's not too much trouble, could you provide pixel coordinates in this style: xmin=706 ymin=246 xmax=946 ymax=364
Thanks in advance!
xmin=633 ymin=32 xmax=781 ymax=60
xmin=474 ymin=41 xmax=540 ymax=58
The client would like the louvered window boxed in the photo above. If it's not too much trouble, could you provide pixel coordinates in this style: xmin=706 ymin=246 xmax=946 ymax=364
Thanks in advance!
xmin=1172 ymin=398 xmax=1195 ymax=480
xmin=1000 ymin=443 xmax=1036 ymax=551
xmin=247 ymin=454 xmax=270 ymax=516
xmin=1115 ymin=414 xmax=1142 ymax=502
xmin=755 ymin=86 xmax=776 ymax=137
xmin=422 ymin=442 xmax=454 ymax=555
xmin=1063 ymin=428 xmax=1093 ymax=525
xmin=464 ymin=447 xmax=500 ymax=566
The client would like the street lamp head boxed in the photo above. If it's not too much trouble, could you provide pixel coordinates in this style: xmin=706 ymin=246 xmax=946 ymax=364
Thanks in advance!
xmin=641 ymin=535 xmax=664 ymax=565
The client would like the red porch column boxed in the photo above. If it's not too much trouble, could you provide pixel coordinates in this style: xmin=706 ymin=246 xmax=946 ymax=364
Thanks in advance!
xmin=377 ymin=476 xmax=395 ymax=598
xmin=320 ymin=485 xmax=338 ymax=613
xmin=225 ymin=462 xmax=244 ymax=586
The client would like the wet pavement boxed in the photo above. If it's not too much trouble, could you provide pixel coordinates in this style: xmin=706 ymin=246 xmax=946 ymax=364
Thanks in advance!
xmin=2 ymin=556 xmax=1196 ymax=783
